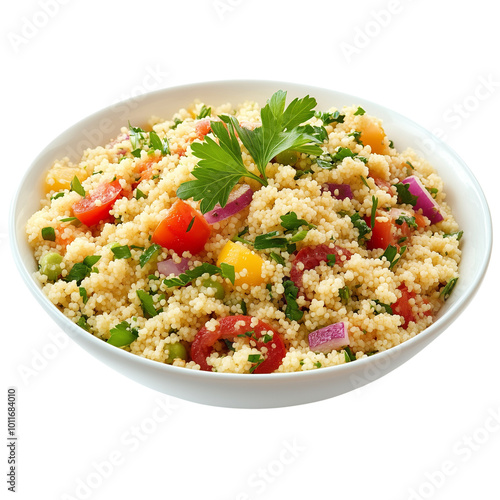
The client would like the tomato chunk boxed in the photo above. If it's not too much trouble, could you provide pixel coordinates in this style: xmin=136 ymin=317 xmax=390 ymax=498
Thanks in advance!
xmin=191 ymin=315 xmax=286 ymax=373
xmin=392 ymin=285 xmax=416 ymax=327
xmin=290 ymin=244 xmax=352 ymax=288
xmin=152 ymin=199 xmax=211 ymax=255
xmin=195 ymin=119 xmax=211 ymax=139
xmin=73 ymin=180 xmax=123 ymax=226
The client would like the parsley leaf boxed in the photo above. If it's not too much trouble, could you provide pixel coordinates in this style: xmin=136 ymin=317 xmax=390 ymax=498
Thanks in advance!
xmin=344 ymin=346 xmax=356 ymax=362
xmin=136 ymin=290 xmax=160 ymax=318
xmin=177 ymin=120 xmax=262 ymax=214
xmin=269 ymin=252 xmax=285 ymax=265
xmin=370 ymin=196 xmax=378 ymax=228
xmin=135 ymin=188 xmax=147 ymax=200
xmin=443 ymin=230 xmax=463 ymax=241
xmin=381 ymin=245 xmax=407 ymax=270
xmin=139 ymin=244 xmax=161 ymax=268
xmin=350 ymin=213 xmax=371 ymax=242
xmin=440 ymin=277 xmax=458 ymax=300
xmin=70 ymin=176 xmax=85 ymax=197
xmin=283 ymin=280 xmax=303 ymax=321
xmin=64 ymin=255 xmax=101 ymax=285
xmin=394 ymin=182 xmax=418 ymax=206
xmin=314 ymin=110 xmax=345 ymax=125
xmin=254 ymin=231 xmax=288 ymax=250
xmin=280 ymin=212 xmax=315 ymax=232
xmin=111 ymin=245 xmax=132 ymax=259
xmin=178 ymin=91 xmax=323 ymax=213
xmin=41 ymin=227 xmax=56 ymax=241
xmin=395 ymin=214 xmax=418 ymax=230
xmin=197 ymin=105 xmax=211 ymax=119
xmin=248 ymin=354 xmax=264 ymax=373
xmin=353 ymin=106 xmax=366 ymax=116
xmin=163 ymin=262 xmax=234 ymax=288
xmin=108 ymin=321 xmax=139 ymax=347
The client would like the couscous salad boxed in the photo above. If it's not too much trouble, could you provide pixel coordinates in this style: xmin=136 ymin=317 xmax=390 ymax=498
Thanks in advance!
xmin=26 ymin=91 xmax=461 ymax=373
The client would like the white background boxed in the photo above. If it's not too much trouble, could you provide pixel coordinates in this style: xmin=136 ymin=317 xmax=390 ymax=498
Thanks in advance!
xmin=2 ymin=1 xmax=499 ymax=499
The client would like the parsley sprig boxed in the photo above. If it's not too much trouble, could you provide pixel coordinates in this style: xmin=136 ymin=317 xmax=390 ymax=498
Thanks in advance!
xmin=177 ymin=91 xmax=324 ymax=213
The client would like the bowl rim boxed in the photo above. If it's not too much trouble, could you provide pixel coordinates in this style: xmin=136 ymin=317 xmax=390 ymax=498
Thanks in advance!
xmin=9 ymin=78 xmax=494 ymax=383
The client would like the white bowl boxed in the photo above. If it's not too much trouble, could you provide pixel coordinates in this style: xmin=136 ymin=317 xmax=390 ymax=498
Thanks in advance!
xmin=10 ymin=80 xmax=492 ymax=408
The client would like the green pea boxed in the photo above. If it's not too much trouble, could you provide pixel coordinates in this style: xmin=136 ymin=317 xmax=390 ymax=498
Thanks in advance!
xmin=165 ymin=342 xmax=188 ymax=364
xmin=275 ymin=149 xmax=299 ymax=166
xmin=39 ymin=252 xmax=63 ymax=281
xmin=202 ymin=278 xmax=225 ymax=300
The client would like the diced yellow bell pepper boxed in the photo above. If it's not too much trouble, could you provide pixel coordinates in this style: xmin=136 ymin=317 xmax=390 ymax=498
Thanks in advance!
xmin=359 ymin=119 xmax=390 ymax=155
xmin=44 ymin=166 xmax=90 ymax=194
xmin=217 ymin=241 xmax=265 ymax=287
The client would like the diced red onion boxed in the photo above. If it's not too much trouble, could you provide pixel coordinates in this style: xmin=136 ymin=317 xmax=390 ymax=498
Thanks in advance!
xmin=308 ymin=322 xmax=350 ymax=353
xmin=322 ymin=183 xmax=353 ymax=200
xmin=157 ymin=257 xmax=189 ymax=277
xmin=401 ymin=175 xmax=444 ymax=224
xmin=204 ymin=184 xmax=253 ymax=224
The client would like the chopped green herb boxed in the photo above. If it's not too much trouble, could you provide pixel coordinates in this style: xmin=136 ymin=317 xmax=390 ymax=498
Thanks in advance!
xmin=266 ymin=283 xmax=273 ymax=299
xmin=50 ymin=192 xmax=65 ymax=201
xmin=443 ymin=230 xmax=463 ymax=241
xmin=41 ymin=226 xmax=56 ymax=241
xmin=314 ymin=361 xmax=322 ymax=368
xmin=360 ymin=175 xmax=370 ymax=188
xmin=139 ymin=243 xmax=161 ymax=268
xmin=395 ymin=214 xmax=418 ymax=229
xmin=163 ymin=262 xmax=226 ymax=288
xmin=293 ymin=168 xmax=313 ymax=180
xmin=381 ymin=244 xmax=407 ymax=270
xmin=348 ymin=130 xmax=362 ymax=144
xmin=344 ymin=346 xmax=356 ymax=362
xmin=327 ymin=254 xmax=336 ymax=266
xmin=70 ymin=176 xmax=85 ymax=197
xmin=64 ymin=255 xmax=101 ymax=285
xmin=314 ymin=110 xmax=345 ymax=125
xmin=240 ymin=300 xmax=247 ymax=315
xmin=283 ymin=280 xmax=303 ymax=322
xmin=171 ymin=117 xmax=183 ymax=129
xmin=60 ymin=216 xmax=78 ymax=222
xmin=186 ymin=216 xmax=195 ymax=233
xmin=197 ymin=105 xmax=212 ymax=119
xmin=280 ymin=212 xmax=315 ymax=232
xmin=254 ymin=231 xmax=288 ymax=250
xmin=339 ymin=286 xmax=350 ymax=304
xmin=248 ymin=354 xmax=264 ymax=373
xmin=269 ymin=252 xmax=285 ymax=265
xmin=350 ymin=213 xmax=371 ymax=242
xmin=220 ymin=262 xmax=236 ymax=285
xmin=79 ymin=286 xmax=88 ymax=304
xmin=370 ymin=196 xmax=378 ymax=228
xmin=223 ymin=339 xmax=235 ymax=351
xmin=111 ymin=245 xmax=132 ymax=259
xmin=108 ymin=321 xmax=139 ymax=347
xmin=290 ymin=230 xmax=308 ymax=243
xmin=388 ymin=140 xmax=394 ymax=148
xmin=426 ymin=187 xmax=438 ymax=199
xmin=77 ymin=315 xmax=90 ymax=332
xmin=353 ymin=106 xmax=366 ymax=116
xmin=440 ymin=277 xmax=458 ymax=300
xmin=135 ymin=188 xmax=147 ymax=200
xmin=394 ymin=182 xmax=418 ymax=206
xmin=372 ymin=300 xmax=393 ymax=315
xmin=136 ymin=290 xmax=160 ymax=318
